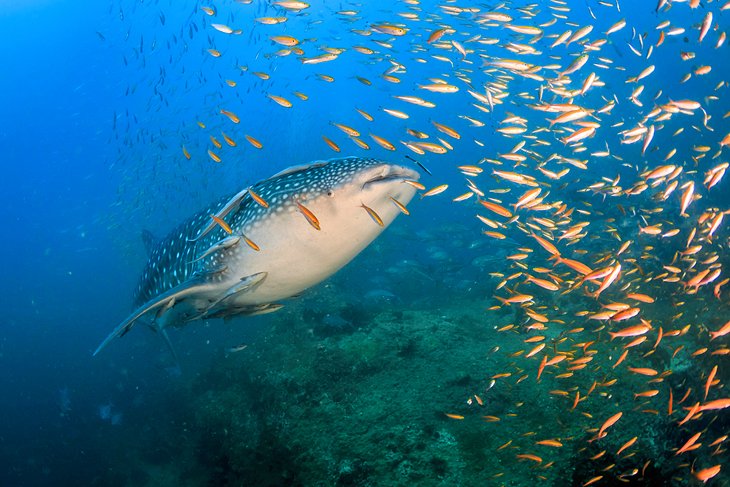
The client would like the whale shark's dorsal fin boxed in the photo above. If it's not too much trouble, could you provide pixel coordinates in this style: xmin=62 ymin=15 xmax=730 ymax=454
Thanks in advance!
xmin=141 ymin=230 xmax=159 ymax=257
xmin=270 ymin=161 xmax=328 ymax=178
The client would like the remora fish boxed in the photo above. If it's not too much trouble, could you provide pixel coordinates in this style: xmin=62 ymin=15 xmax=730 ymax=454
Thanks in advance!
xmin=94 ymin=157 xmax=419 ymax=355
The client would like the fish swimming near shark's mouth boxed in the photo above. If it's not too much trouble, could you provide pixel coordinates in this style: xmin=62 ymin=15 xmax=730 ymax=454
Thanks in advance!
xmin=94 ymin=157 xmax=420 ymax=356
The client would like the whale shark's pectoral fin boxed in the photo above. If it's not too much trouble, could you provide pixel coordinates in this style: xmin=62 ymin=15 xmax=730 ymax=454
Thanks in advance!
xmin=93 ymin=278 xmax=209 ymax=356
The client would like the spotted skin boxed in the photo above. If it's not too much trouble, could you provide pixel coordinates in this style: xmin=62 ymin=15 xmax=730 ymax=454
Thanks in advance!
xmin=95 ymin=157 xmax=419 ymax=355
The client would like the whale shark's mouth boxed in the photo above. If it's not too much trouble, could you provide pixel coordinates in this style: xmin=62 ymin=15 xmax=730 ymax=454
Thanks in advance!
xmin=362 ymin=165 xmax=420 ymax=189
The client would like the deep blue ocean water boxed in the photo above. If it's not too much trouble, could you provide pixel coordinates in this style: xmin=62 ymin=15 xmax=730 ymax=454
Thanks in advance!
xmin=1 ymin=1 xmax=729 ymax=485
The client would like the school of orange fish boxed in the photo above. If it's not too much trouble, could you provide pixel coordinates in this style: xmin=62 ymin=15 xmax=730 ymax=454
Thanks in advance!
xmin=134 ymin=0 xmax=730 ymax=483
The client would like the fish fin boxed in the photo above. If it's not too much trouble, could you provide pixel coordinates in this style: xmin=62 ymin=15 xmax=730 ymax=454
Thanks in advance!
xmin=93 ymin=278 xmax=208 ymax=356
xmin=189 ymin=188 xmax=248 ymax=242
xmin=270 ymin=160 xmax=328 ymax=178
xmin=141 ymin=230 xmax=159 ymax=257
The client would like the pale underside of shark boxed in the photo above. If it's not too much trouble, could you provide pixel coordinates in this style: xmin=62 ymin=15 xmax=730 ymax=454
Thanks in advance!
xmin=93 ymin=157 xmax=419 ymax=356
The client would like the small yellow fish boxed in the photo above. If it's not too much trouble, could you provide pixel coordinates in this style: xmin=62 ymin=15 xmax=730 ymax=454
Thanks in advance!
xmin=220 ymin=109 xmax=239 ymax=123
xmin=273 ymin=1 xmax=309 ymax=11
xmin=331 ymin=122 xmax=360 ymax=137
xmin=270 ymin=35 xmax=300 ymax=47
xmin=360 ymin=203 xmax=384 ymax=226
xmin=432 ymin=121 xmax=460 ymax=139
xmin=419 ymin=83 xmax=459 ymax=93
xmin=296 ymin=200 xmax=320 ymax=230
xmin=422 ymin=184 xmax=448 ymax=197
xmin=370 ymin=134 xmax=395 ymax=151
xmin=356 ymin=108 xmax=373 ymax=121
xmin=389 ymin=196 xmax=409 ymax=215
xmin=245 ymin=135 xmax=263 ymax=149
xmin=211 ymin=24 xmax=233 ymax=34
xmin=208 ymin=150 xmax=221 ymax=163
xmin=322 ymin=136 xmax=341 ymax=152
xmin=248 ymin=188 xmax=269 ymax=208
xmin=371 ymin=24 xmax=408 ymax=36
xmin=243 ymin=235 xmax=260 ymax=251
xmin=255 ymin=17 xmax=287 ymax=25
xmin=268 ymin=94 xmax=293 ymax=108
xmin=221 ymin=132 xmax=236 ymax=147
xmin=210 ymin=214 xmax=232 ymax=234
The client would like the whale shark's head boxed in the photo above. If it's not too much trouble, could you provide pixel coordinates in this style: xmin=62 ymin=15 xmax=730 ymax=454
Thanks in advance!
xmin=231 ymin=157 xmax=421 ymax=303
xmin=247 ymin=156 xmax=420 ymax=234
xmin=341 ymin=157 xmax=421 ymax=213
xmin=264 ymin=156 xmax=419 ymax=207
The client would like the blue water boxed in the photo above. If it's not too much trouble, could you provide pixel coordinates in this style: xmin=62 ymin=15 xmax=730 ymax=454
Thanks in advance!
xmin=2 ymin=0 xmax=729 ymax=485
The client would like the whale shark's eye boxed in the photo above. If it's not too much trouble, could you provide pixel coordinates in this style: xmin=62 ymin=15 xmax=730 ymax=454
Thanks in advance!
xmin=327 ymin=190 xmax=334 ymax=197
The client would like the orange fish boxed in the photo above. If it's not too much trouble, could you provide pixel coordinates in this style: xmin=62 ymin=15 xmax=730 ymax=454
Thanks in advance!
xmin=676 ymin=432 xmax=702 ymax=455
xmin=210 ymin=214 xmax=232 ymax=234
xmin=295 ymin=201 xmax=320 ymax=230
xmin=627 ymin=367 xmax=659 ymax=376
xmin=710 ymin=320 xmax=730 ymax=340
xmin=479 ymin=200 xmax=513 ymax=218
xmin=609 ymin=324 xmax=651 ymax=340
xmin=536 ymin=439 xmax=563 ymax=447
xmin=695 ymin=465 xmax=721 ymax=483
xmin=616 ymin=436 xmax=637 ymax=455
xmin=705 ymin=365 xmax=718 ymax=400
xmin=597 ymin=412 xmax=622 ymax=438
xmin=248 ymin=188 xmax=269 ymax=208
xmin=322 ymin=135 xmax=341 ymax=152
xmin=699 ymin=398 xmax=730 ymax=411
xmin=242 ymin=235 xmax=260 ymax=252
xmin=360 ymin=203 xmax=384 ymax=226
xmin=516 ymin=454 xmax=542 ymax=463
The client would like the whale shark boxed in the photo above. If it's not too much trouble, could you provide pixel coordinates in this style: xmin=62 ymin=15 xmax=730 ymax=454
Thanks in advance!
xmin=94 ymin=157 xmax=419 ymax=355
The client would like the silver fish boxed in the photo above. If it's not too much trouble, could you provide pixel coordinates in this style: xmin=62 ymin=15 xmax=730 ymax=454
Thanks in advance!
xmin=94 ymin=157 xmax=419 ymax=355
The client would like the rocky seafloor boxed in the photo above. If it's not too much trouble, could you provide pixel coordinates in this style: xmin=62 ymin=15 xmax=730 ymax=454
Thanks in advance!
xmin=92 ymin=275 xmax=718 ymax=487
